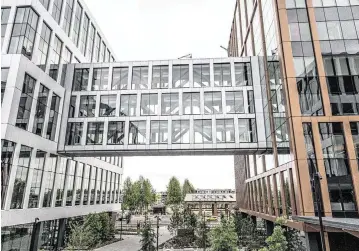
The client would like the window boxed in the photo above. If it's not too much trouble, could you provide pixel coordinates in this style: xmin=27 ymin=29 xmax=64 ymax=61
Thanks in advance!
xmin=63 ymin=0 xmax=74 ymax=35
xmin=173 ymin=65 xmax=189 ymax=88
xmin=226 ymin=91 xmax=244 ymax=113
xmin=42 ymin=154 xmax=57 ymax=207
xmin=92 ymin=68 xmax=109 ymax=90
xmin=1 ymin=8 xmax=10 ymax=45
xmin=89 ymin=166 xmax=97 ymax=204
xmin=1 ymin=140 xmax=16 ymax=209
xmin=106 ymin=49 xmax=111 ymax=62
xmin=274 ymin=118 xmax=288 ymax=142
xmin=1 ymin=68 xmax=9 ymax=104
xmin=39 ymin=0 xmax=50 ymax=10
xmin=51 ymin=0 xmax=63 ymax=24
xmin=150 ymin=121 xmax=168 ymax=144
xmin=79 ymin=95 xmax=96 ymax=117
xmin=204 ymin=92 xmax=222 ymax=114
xmin=100 ymin=41 xmax=106 ymax=62
xmin=172 ymin=120 xmax=190 ymax=144
xmin=238 ymin=119 xmax=257 ymax=142
xmin=193 ymin=64 xmax=210 ymax=87
xmin=214 ymin=63 xmax=231 ymax=87
xmin=235 ymin=63 xmax=252 ymax=86
xmin=16 ymin=73 xmax=36 ymax=130
xmin=194 ymin=120 xmax=212 ymax=143
xmin=8 ymin=7 xmax=39 ymax=59
xmin=96 ymin=168 xmax=102 ymax=204
xmin=72 ymin=2 xmax=82 ymax=45
xmin=108 ymin=121 xmax=125 ymax=145
xmin=161 ymin=93 xmax=179 ymax=115
xmin=55 ymin=158 xmax=67 ymax=207
xmin=79 ymin=14 xmax=89 ymax=54
xmin=216 ymin=119 xmax=235 ymax=143
xmin=74 ymin=162 xmax=83 ymax=205
xmin=182 ymin=92 xmax=200 ymax=115
xmin=132 ymin=66 xmax=148 ymax=89
xmin=49 ymin=36 xmax=63 ymax=81
xmin=60 ymin=47 xmax=72 ymax=86
xmin=129 ymin=121 xmax=146 ymax=144
xmin=28 ymin=150 xmax=45 ymax=208
xmin=32 ymin=84 xmax=49 ymax=136
xmin=100 ymin=95 xmax=116 ymax=116
xmin=73 ymin=68 xmax=89 ymax=91
xmin=106 ymin=171 xmax=112 ymax=203
xmin=66 ymin=122 xmax=83 ymax=145
xmin=93 ymin=33 xmax=101 ymax=62
xmin=1 ymin=224 xmax=33 ymax=251
xmin=10 ymin=145 xmax=32 ymax=209
xmin=65 ymin=160 xmax=75 ymax=206
xmin=120 ymin=94 xmax=137 ymax=116
xmin=86 ymin=122 xmax=104 ymax=145
xmin=87 ymin=25 xmax=95 ymax=61
xmin=46 ymin=94 xmax=60 ymax=141
xmin=101 ymin=170 xmax=107 ymax=204
xmin=112 ymin=67 xmax=128 ymax=90
xmin=141 ymin=94 xmax=158 ymax=115
xmin=82 ymin=164 xmax=90 ymax=205
xmin=36 ymin=22 xmax=52 ymax=71
xmin=152 ymin=65 xmax=169 ymax=89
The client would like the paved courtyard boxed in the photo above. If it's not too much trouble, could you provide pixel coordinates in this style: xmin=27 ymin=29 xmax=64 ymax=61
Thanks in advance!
xmin=94 ymin=226 xmax=172 ymax=251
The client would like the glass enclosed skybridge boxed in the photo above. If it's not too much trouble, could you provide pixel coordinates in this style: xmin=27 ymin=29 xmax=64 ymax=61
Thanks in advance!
xmin=57 ymin=57 xmax=285 ymax=156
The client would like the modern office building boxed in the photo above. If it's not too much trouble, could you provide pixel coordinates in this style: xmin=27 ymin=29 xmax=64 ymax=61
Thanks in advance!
xmin=228 ymin=0 xmax=359 ymax=250
xmin=1 ymin=0 xmax=123 ymax=250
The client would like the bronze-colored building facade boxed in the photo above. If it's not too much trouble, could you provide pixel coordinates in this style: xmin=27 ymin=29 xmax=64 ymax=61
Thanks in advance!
xmin=229 ymin=0 xmax=359 ymax=250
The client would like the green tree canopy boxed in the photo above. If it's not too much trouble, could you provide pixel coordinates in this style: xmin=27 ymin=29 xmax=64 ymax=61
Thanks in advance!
xmin=210 ymin=217 xmax=239 ymax=251
xmin=123 ymin=177 xmax=134 ymax=210
xmin=166 ymin=177 xmax=182 ymax=205
xmin=182 ymin=179 xmax=195 ymax=200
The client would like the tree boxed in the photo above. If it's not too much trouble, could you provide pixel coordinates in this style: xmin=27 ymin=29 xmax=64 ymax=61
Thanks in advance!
xmin=210 ymin=217 xmax=239 ymax=251
xmin=123 ymin=177 xmax=135 ymax=210
xmin=166 ymin=177 xmax=182 ymax=205
xmin=286 ymin=227 xmax=306 ymax=251
xmin=139 ymin=219 xmax=156 ymax=251
xmin=168 ymin=205 xmax=184 ymax=235
xmin=67 ymin=221 xmax=93 ymax=249
xmin=195 ymin=218 xmax=210 ymax=248
xmin=182 ymin=179 xmax=195 ymax=200
xmin=183 ymin=208 xmax=197 ymax=230
xmin=259 ymin=217 xmax=288 ymax=251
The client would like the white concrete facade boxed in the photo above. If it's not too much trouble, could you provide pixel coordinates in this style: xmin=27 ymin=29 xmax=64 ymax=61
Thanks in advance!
xmin=1 ymin=0 xmax=123 ymax=232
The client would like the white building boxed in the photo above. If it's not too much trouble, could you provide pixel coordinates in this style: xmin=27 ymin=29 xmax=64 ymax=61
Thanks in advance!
xmin=1 ymin=0 xmax=122 ymax=250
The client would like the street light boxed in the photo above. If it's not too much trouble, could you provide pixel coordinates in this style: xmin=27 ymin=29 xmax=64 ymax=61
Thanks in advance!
xmin=155 ymin=215 xmax=161 ymax=251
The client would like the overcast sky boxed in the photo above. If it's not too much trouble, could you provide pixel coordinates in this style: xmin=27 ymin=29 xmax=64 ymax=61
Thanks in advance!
xmin=85 ymin=0 xmax=236 ymax=191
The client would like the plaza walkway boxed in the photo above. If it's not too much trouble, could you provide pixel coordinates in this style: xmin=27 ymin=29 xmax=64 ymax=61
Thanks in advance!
xmin=94 ymin=226 xmax=172 ymax=251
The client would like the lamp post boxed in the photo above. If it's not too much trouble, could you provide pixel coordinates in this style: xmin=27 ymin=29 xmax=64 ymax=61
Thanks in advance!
xmin=203 ymin=212 xmax=206 ymax=251
xmin=120 ymin=209 xmax=124 ymax=241
xmin=155 ymin=215 xmax=161 ymax=250
xmin=312 ymin=172 xmax=326 ymax=251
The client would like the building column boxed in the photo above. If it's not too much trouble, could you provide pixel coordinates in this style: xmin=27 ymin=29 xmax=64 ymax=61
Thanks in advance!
xmin=225 ymin=204 xmax=229 ymax=217
xmin=29 ymin=220 xmax=41 ymax=251
xmin=265 ymin=220 xmax=274 ymax=236
xmin=305 ymin=232 xmax=331 ymax=251
xmin=199 ymin=203 xmax=202 ymax=216
xmin=56 ymin=218 xmax=67 ymax=250
xmin=213 ymin=203 xmax=218 ymax=216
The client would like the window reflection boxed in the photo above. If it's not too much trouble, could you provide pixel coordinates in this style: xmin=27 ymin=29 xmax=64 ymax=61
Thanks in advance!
xmin=86 ymin=122 xmax=104 ymax=145
xmin=204 ymin=92 xmax=222 ymax=114
xmin=141 ymin=94 xmax=158 ymax=115
xmin=150 ymin=121 xmax=168 ymax=144
xmin=214 ymin=63 xmax=231 ymax=87
xmin=194 ymin=120 xmax=212 ymax=143
xmin=152 ymin=65 xmax=169 ymax=89
xmin=120 ymin=94 xmax=137 ymax=116
xmin=132 ymin=66 xmax=148 ymax=90
xmin=183 ymin=92 xmax=200 ymax=115
xmin=172 ymin=120 xmax=190 ymax=144
xmin=173 ymin=65 xmax=189 ymax=88
xmin=129 ymin=121 xmax=146 ymax=144
xmin=193 ymin=64 xmax=210 ymax=87
xmin=216 ymin=119 xmax=234 ymax=143
xmin=112 ymin=67 xmax=128 ymax=90
xmin=161 ymin=93 xmax=179 ymax=115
